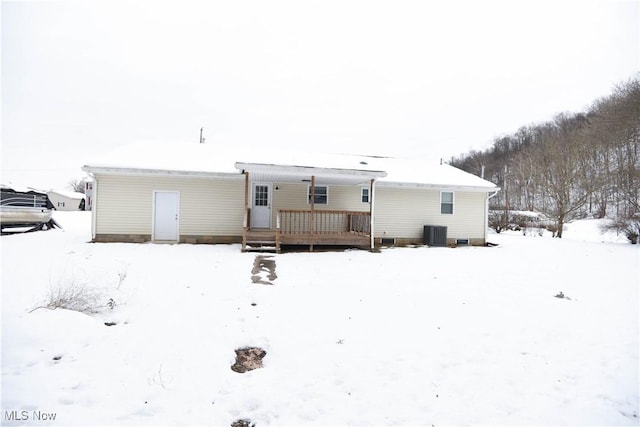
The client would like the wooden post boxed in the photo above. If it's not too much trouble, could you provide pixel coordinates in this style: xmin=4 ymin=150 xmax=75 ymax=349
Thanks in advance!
xmin=242 ymin=172 xmax=249 ymax=251
xmin=244 ymin=172 xmax=249 ymax=207
xmin=369 ymin=178 xmax=375 ymax=250
xmin=310 ymin=175 xmax=315 ymax=252
xmin=276 ymin=211 xmax=281 ymax=253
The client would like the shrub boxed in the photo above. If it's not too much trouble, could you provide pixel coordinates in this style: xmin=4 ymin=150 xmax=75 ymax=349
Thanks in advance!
xmin=602 ymin=215 xmax=640 ymax=244
xmin=488 ymin=211 xmax=508 ymax=233
xmin=47 ymin=282 xmax=105 ymax=313
xmin=31 ymin=281 xmax=114 ymax=314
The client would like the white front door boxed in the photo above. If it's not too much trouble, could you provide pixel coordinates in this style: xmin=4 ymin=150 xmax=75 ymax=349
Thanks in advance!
xmin=251 ymin=183 xmax=272 ymax=229
xmin=153 ymin=191 xmax=179 ymax=241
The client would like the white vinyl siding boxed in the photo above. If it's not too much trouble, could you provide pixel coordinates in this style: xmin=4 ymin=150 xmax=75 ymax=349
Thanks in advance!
xmin=375 ymin=186 xmax=486 ymax=240
xmin=93 ymin=174 xmax=488 ymax=243
xmin=270 ymin=183 xmax=368 ymax=225
xmin=273 ymin=183 xmax=369 ymax=211
xmin=94 ymin=174 xmax=245 ymax=236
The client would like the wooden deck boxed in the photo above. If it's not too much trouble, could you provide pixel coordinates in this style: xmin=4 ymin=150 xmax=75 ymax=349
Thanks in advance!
xmin=242 ymin=209 xmax=372 ymax=252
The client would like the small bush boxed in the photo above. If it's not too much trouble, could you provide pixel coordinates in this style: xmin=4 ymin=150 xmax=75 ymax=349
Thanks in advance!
xmin=47 ymin=282 xmax=107 ymax=313
xmin=602 ymin=215 xmax=640 ymax=244
xmin=488 ymin=211 xmax=508 ymax=233
xmin=31 ymin=281 xmax=112 ymax=314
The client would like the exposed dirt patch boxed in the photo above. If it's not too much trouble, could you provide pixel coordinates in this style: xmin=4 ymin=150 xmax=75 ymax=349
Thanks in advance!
xmin=251 ymin=255 xmax=277 ymax=285
xmin=231 ymin=347 xmax=267 ymax=373
xmin=555 ymin=291 xmax=572 ymax=300
xmin=231 ymin=419 xmax=255 ymax=427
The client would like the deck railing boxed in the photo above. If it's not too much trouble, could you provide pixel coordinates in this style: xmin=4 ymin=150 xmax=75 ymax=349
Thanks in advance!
xmin=277 ymin=209 xmax=370 ymax=236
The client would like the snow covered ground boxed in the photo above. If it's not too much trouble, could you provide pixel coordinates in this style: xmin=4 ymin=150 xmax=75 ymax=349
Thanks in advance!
xmin=1 ymin=212 xmax=638 ymax=426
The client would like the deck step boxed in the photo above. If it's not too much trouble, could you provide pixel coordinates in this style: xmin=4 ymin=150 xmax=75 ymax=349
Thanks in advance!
xmin=245 ymin=236 xmax=278 ymax=253
xmin=244 ymin=245 xmax=278 ymax=252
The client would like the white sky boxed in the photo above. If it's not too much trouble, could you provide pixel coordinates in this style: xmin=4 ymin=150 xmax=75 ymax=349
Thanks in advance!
xmin=2 ymin=0 xmax=638 ymax=190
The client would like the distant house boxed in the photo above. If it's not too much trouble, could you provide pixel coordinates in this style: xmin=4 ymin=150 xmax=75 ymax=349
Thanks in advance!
xmin=84 ymin=180 xmax=94 ymax=211
xmin=47 ymin=190 xmax=85 ymax=211
xmin=82 ymin=143 xmax=499 ymax=251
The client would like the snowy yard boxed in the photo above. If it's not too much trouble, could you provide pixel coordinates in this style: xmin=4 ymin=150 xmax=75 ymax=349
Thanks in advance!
xmin=1 ymin=212 xmax=638 ymax=426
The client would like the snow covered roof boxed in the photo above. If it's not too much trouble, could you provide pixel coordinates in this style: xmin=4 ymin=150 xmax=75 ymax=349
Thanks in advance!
xmin=367 ymin=156 xmax=498 ymax=190
xmin=83 ymin=141 xmax=498 ymax=191
xmin=1 ymin=183 xmax=47 ymax=194
xmin=48 ymin=189 xmax=85 ymax=200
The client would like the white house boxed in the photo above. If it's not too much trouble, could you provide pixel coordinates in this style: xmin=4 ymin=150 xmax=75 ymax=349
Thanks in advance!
xmin=47 ymin=189 xmax=85 ymax=211
xmin=84 ymin=180 xmax=94 ymax=211
xmin=82 ymin=142 xmax=499 ymax=251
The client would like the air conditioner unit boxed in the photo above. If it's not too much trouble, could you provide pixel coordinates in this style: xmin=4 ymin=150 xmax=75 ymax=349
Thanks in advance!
xmin=424 ymin=225 xmax=447 ymax=246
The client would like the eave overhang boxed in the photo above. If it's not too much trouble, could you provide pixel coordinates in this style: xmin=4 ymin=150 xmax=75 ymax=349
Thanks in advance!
xmin=234 ymin=162 xmax=387 ymax=185
xmin=81 ymin=165 xmax=243 ymax=181
xmin=377 ymin=180 xmax=500 ymax=192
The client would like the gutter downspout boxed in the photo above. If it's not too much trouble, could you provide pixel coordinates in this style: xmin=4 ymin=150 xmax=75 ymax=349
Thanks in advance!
xmin=83 ymin=171 xmax=97 ymax=241
xmin=485 ymin=190 xmax=500 ymax=244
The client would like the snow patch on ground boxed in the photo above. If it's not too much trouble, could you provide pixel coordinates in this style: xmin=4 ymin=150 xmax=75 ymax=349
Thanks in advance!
xmin=1 ymin=212 xmax=638 ymax=426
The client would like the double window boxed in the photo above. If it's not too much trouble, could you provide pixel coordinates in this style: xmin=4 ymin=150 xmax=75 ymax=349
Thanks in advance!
xmin=308 ymin=185 xmax=328 ymax=205
xmin=441 ymin=191 xmax=454 ymax=214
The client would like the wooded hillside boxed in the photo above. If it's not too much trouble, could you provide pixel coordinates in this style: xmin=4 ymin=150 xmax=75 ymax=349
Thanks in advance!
xmin=451 ymin=75 xmax=639 ymax=241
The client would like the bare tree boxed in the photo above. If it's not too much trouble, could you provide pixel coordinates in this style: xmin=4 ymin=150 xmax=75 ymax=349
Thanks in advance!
xmin=68 ymin=178 xmax=87 ymax=194
xmin=451 ymin=74 xmax=639 ymax=242
xmin=536 ymin=114 xmax=591 ymax=238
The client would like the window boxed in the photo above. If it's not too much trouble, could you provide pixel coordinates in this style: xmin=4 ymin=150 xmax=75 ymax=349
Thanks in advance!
xmin=361 ymin=188 xmax=370 ymax=203
xmin=308 ymin=185 xmax=328 ymax=205
xmin=254 ymin=185 xmax=269 ymax=206
xmin=441 ymin=191 xmax=454 ymax=214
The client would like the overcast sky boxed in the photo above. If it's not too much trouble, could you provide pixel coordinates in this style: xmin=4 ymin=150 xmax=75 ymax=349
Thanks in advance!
xmin=2 ymin=0 xmax=638 ymax=190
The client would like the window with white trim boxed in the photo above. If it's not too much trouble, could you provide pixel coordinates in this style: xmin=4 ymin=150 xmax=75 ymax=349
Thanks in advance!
xmin=308 ymin=185 xmax=328 ymax=205
xmin=441 ymin=191 xmax=454 ymax=214
xmin=361 ymin=187 xmax=370 ymax=203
